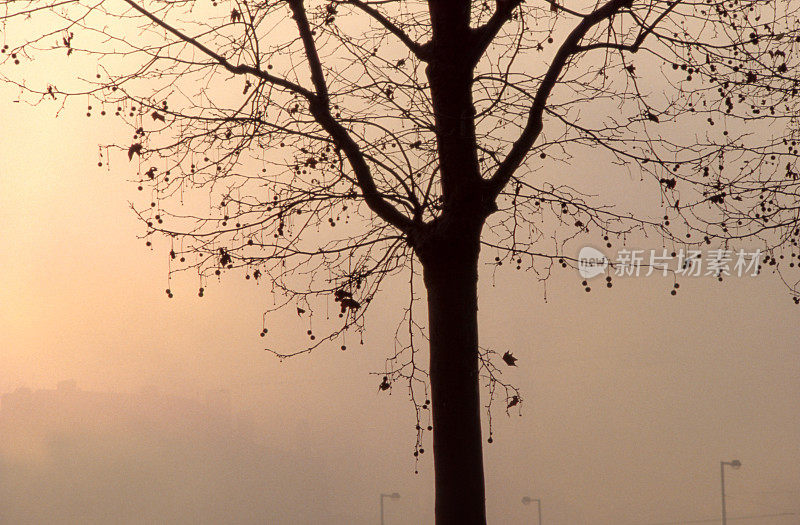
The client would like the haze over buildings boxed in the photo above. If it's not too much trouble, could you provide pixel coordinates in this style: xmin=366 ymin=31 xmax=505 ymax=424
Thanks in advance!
xmin=0 ymin=381 xmax=334 ymax=524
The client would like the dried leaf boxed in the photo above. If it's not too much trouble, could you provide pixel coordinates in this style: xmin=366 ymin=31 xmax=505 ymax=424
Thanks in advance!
xmin=128 ymin=143 xmax=142 ymax=161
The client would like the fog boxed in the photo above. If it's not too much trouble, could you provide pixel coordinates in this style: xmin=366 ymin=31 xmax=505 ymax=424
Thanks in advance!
xmin=1 ymin=37 xmax=799 ymax=525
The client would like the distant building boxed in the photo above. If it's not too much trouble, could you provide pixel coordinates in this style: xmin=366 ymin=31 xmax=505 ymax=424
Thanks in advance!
xmin=0 ymin=382 xmax=276 ymax=525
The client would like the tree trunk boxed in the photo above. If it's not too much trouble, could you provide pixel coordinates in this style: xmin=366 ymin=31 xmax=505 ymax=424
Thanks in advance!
xmin=421 ymin=229 xmax=486 ymax=525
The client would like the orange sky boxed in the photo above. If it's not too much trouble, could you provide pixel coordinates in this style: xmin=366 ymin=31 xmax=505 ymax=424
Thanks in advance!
xmin=1 ymin=8 xmax=799 ymax=524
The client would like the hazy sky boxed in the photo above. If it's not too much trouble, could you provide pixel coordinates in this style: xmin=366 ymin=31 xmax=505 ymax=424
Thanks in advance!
xmin=1 ymin=11 xmax=799 ymax=525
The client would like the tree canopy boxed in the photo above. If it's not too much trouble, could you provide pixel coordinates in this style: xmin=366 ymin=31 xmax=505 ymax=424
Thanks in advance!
xmin=3 ymin=0 xmax=797 ymax=339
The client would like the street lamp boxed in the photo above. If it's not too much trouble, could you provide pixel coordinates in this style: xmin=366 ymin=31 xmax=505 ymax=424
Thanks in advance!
xmin=380 ymin=492 xmax=400 ymax=525
xmin=522 ymin=496 xmax=542 ymax=525
xmin=720 ymin=459 xmax=741 ymax=525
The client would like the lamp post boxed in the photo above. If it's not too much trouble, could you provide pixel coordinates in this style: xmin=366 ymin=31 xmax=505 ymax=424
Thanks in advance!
xmin=380 ymin=492 xmax=400 ymax=525
xmin=522 ymin=496 xmax=542 ymax=525
xmin=720 ymin=459 xmax=741 ymax=525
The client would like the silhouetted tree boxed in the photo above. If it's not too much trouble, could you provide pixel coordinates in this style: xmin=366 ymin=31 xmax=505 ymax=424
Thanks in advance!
xmin=3 ymin=1 xmax=800 ymax=522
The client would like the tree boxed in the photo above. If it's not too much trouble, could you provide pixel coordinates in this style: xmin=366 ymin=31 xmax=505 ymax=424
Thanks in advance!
xmin=3 ymin=0 xmax=800 ymax=522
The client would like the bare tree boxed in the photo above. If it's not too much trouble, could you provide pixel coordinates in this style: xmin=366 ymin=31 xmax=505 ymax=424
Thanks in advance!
xmin=3 ymin=0 xmax=800 ymax=522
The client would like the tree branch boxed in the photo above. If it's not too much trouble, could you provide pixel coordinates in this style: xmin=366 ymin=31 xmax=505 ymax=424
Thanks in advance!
xmin=288 ymin=0 xmax=331 ymax=106
xmin=288 ymin=0 xmax=414 ymax=234
xmin=121 ymin=0 xmax=313 ymax=98
xmin=471 ymin=0 xmax=524 ymax=65
xmin=484 ymin=0 xmax=635 ymax=202
xmin=548 ymin=0 xmax=594 ymax=18
xmin=342 ymin=0 xmax=430 ymax=60
xmin=575 ymin=0 xmax=680 ymax=53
